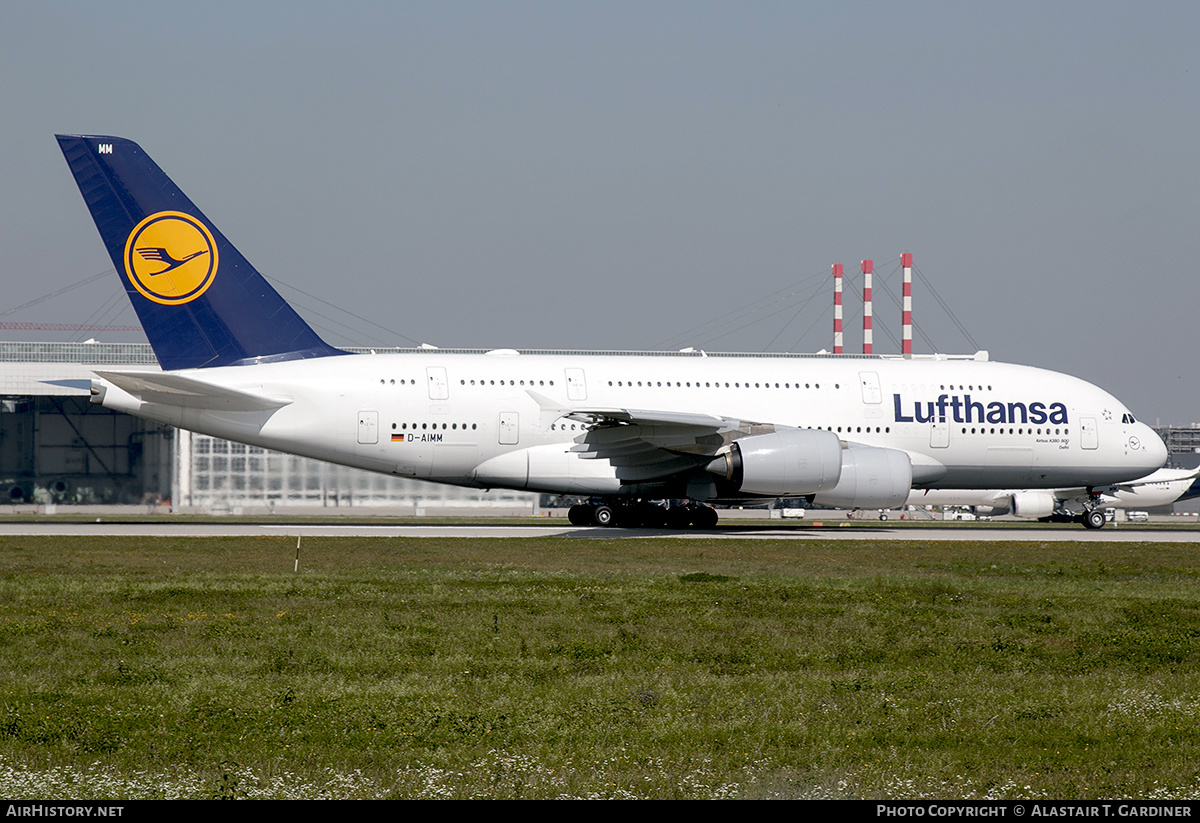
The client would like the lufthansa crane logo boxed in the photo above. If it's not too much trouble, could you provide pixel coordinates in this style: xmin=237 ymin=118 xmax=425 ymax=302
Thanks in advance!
xmin=123 ymin=211 xmax=218 ymax=305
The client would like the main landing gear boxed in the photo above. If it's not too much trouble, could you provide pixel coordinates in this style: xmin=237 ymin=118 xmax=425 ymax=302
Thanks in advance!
xmin=1042 ymin=506 xmax=1109 ymax=529
xmin=567 ymin=500 xmax=719 ymax=529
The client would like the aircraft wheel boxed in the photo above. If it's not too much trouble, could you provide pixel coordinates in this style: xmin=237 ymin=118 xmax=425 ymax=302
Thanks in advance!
xmin=1082 ymin=509 xmax=1106 ymax=530
xmin=633 ymin=502 xmax=667 ymax=529
xmin=592 ymin=504 xmax=616 ymax=527
xmin=567 ymin=505 xmax=591 ymax=526
xmin=664 ymin=506 xmax=691 ymax=529
xmin=692 ymin=505 xmax=719 ymax=529
xmin=613 ymin=504 xmax=640 ymax=528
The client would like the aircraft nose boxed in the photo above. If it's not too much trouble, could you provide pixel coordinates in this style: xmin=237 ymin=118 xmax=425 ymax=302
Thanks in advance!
xmin=1138 ymin=424 xmax=1168 ymax=470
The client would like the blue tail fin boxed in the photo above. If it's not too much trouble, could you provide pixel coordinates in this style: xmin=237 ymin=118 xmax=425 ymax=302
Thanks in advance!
xmin=57 ymin=135 xmax=345 ymax=371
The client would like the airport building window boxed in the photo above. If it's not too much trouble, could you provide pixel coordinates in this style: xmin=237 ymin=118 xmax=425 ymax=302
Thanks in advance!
xmin=176 ymin=429 xmax=534 ymax=512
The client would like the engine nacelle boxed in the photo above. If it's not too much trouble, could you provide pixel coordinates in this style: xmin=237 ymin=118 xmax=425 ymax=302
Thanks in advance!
xmin=973 ymin=505 xmax=1011 ymax=517
xmin=810 ymin=445 xmax=913 ymax=510
xmin=1010 ymin=490 xmax=1056 ymax=519
xmin=705 ymin=428 xmax=842 ymax=497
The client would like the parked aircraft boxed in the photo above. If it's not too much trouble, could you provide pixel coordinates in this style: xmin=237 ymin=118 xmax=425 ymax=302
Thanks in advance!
xmin=904 ymin=466 xmax=1199 ymax=529
xmin=56 ymin=135 xmax=1169 ymax=527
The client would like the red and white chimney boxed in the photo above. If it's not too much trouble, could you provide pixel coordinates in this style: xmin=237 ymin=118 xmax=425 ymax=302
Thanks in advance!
xmin=861 ymin=259 xmax=873 ymax=354
xmin=832 ymin=263 xmax=844 ymax=354
xmin=901 ymin=253 xmax=913 ymax=358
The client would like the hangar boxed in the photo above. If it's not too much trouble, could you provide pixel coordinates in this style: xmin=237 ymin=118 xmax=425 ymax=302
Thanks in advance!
xmin=0 ymin=341 xmax=537 ymax=513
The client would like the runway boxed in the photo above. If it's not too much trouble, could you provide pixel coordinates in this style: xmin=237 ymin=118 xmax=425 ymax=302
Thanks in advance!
xmin=1 ymin=520 xmax=1197 ymax=542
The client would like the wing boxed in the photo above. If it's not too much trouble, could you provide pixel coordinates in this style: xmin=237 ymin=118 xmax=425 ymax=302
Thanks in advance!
xmin=527 ymin=390 xmax=776 ymax=483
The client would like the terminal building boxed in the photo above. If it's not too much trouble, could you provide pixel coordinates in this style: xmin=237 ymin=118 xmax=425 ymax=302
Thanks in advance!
xmin=0 ymin=341 xmax=537 ymax=513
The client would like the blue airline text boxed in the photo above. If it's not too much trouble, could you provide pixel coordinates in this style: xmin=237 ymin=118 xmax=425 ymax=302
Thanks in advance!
xmin=893 ymin=393 xmax=1069 ymax=425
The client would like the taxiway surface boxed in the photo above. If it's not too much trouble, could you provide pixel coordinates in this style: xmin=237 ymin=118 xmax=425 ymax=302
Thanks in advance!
xmin=0 ymin=521 xmax=1197 ymax=542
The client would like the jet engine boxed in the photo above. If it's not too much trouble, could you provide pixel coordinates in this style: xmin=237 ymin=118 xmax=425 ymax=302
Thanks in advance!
xmin=705 ymin=429 xmax=842 ymax=496
xmin=1010 ymin=490 xmax=1056 ymax=519
xmin=810 ymin=445 xmax=913 ymax=510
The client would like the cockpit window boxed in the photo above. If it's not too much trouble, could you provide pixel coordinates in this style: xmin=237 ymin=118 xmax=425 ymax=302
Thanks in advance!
xmin=1121 ymin=413 xmax=1137 ymax=424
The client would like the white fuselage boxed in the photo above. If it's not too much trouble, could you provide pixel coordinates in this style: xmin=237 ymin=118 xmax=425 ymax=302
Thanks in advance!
xmin=94 ymin=349 xmax=1168 ymax=499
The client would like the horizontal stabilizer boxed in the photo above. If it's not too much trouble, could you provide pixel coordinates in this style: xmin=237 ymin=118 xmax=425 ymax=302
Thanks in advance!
xmin=95 ymin=370 xmax=292 ymax=411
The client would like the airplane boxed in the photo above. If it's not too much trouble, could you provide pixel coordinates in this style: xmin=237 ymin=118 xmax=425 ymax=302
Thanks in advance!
xmin=902 ymin=465 xmax=1200 ymax=529
xmin=55 ymin=134 xmax=1169 ymax=528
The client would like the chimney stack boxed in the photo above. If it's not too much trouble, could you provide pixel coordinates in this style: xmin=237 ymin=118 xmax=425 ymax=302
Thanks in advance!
xmin=861 ymin=259 xmax=873 ymax=354
xmin=901 ymin=253 xmax=913 ymax=358
xmin=832 ymin=263 xmax=844 ymax=353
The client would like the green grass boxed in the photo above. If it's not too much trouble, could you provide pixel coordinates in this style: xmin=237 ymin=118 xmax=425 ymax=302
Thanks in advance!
xmin=1 ymin=534 xmax=1199 ymax=798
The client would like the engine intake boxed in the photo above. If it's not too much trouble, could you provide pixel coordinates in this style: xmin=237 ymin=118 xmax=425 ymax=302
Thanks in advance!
xmin=1011 ymin=491 xmax=1055 ymax=519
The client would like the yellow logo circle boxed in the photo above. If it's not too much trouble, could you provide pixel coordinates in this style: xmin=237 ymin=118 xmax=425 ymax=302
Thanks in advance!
xmin=123 ymin=211 xmax=218 ymax=305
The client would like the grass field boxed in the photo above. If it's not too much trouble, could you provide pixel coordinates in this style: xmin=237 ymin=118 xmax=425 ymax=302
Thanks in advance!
xmin=1 ymin=531 xmax=1199 ymax=799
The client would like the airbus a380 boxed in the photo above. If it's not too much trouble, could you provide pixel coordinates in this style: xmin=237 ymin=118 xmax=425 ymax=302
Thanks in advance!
xmin=55 ymin=135 xmax=1168 ymax=528
xmin=905 ymin=466 xmax=1199 ymax=529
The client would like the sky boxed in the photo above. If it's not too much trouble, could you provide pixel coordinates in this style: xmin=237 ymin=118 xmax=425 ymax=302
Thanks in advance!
xmin=2 ymin=1 xmax=1198 ymax=425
